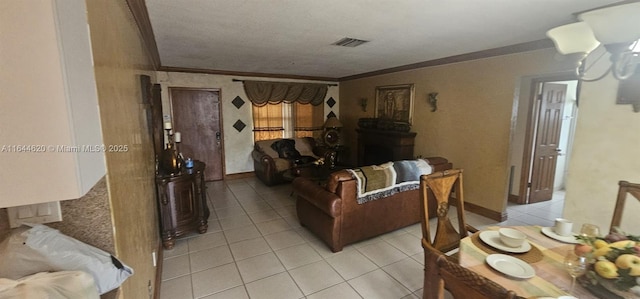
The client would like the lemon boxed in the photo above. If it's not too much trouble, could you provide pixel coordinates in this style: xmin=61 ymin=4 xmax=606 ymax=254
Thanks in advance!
xmin=593 ymin=246 xmax=613 ymax=258
xmin=593 ymin=239 xmax=608 ymax=249
xmin=595 ymin=260 xmax=619 ymax=279
xmin=609 ymin=240 xmax=635 ymax=249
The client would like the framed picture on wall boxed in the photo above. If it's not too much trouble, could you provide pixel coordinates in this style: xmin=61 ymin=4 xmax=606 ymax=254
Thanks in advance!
xmin=374 ymin=84 xmax=415 ymax=124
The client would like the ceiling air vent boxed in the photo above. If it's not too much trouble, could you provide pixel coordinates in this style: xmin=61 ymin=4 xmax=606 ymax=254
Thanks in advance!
xmin=332 ymin=37 xmax=369 ymax=47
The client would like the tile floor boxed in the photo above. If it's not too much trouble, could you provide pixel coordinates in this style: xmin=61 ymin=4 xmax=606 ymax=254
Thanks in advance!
xmin=160 ymin=177 xmax=566 ymax=299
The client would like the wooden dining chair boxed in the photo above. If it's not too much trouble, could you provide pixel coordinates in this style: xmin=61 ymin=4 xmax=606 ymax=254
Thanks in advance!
xmin=422 ymin=239 xmax=523 ymax=299
xmin=420 ymin=169 xmax=478 ymax=260
xmin=610 ymin=180 xmax=640 ymax=232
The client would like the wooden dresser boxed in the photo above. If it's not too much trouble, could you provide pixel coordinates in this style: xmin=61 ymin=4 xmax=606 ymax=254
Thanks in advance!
xmin=155 ymin=161 xmax=209 ymax=249
xmin=357 ymin=128 xmax=417 ymax=166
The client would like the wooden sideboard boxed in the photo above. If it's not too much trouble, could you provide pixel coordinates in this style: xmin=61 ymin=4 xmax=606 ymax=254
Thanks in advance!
xmin=357 ymin=129 xmax=417 ymax=166
xmin=156 ymin=161 xmax=209 ymax=249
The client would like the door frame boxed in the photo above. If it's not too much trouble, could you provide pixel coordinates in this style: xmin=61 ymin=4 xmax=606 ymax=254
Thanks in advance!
xmin=516 ymin=73 xmax=580 ymax=204
xmin=168 ymin=87 xmax=225 ymax=181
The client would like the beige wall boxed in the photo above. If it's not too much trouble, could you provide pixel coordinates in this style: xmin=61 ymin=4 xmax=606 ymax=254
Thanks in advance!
xmin=86 ymin=0 xmax=159 ymax=298
xmin=157 ymin=72 xmax=339 ymax=175
xmin=564 ymin=75 xmax=640 ymax=233
xmin=340 ymin=49 xmax=576 ymax=215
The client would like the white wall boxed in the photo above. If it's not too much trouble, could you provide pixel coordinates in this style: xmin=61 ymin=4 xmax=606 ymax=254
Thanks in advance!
xmin=0 ymin=0 xmax=105 ymax=208
xmin=564 ymin=74 xmax=640 ymax=233
xmin=156 ymin=72 xmax=339 ymax=174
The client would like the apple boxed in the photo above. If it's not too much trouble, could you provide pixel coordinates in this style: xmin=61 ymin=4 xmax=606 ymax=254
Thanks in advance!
xmin=574 ymin=244 xmax=593 ymax=256
xmin=615 ymin=254 xmax=640 ymax=276
xmin=595 ymin=260 xmax=619 ymax=279
xmin=605 ymin=232 xmax=628 ymax=243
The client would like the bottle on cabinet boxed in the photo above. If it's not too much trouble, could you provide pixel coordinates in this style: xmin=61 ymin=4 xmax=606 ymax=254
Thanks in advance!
xmin=161 ymin=122 xmax=184 ymax=174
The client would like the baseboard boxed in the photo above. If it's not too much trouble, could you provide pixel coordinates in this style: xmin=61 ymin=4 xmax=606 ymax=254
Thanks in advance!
xmin=451 ymin=200 xmax=507 ymax=222
xmin=508 ymin=194 xmax=520 ymax=203
xmin=153 ymin=241 xmax=163 ymax=299
xmin=224 ymin=172 xmax=255 ymax=180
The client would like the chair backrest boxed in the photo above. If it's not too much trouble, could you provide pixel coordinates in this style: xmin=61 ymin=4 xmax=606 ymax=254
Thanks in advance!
xmin=422 ymin=239 xmax=521 ymax=299
xmin=610 ymin=180 xmax=640 ymax=233
xmin=420 ymin=169 xmax=470 ymax=253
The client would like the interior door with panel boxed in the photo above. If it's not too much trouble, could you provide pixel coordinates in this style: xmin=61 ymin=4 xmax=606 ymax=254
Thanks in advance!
xmin=170 ymin=88 xmax=224 ymax=181
xmin=528 ymin=83 xmax=567 ymax=203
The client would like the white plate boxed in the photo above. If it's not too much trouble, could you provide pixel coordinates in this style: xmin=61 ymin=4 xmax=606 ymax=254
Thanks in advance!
xmin=479 ymin=231 xmax=531 ymax=253
xmin=541 ymin=227 xmax=579 ymax=244
xmin=485 ymin=254 xmax=535 ymax=279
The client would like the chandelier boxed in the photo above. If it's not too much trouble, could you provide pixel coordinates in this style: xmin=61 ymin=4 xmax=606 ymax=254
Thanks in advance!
xmin=546 ymin=2 xmax=640 ymax=81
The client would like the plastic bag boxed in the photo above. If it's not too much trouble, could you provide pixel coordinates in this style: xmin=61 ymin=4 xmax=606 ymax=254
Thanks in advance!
xmin=0 ymin=224 xmax=133 ymax=295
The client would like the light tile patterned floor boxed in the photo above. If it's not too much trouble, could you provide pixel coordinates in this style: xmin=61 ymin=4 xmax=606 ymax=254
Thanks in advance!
xmin=160 ymin=177 xmax=565 ymax=299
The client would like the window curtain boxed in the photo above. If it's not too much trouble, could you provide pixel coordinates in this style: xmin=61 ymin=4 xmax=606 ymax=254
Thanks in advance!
xmin=243 ymin=80 xmax=327 ymax=106
xmin=247 ymin=80 xmax=328 ymax=141
xmin=293 ymin=102 xmax=323 ymax=139
xmin=252 ymin=103 xmax=284 ymax=141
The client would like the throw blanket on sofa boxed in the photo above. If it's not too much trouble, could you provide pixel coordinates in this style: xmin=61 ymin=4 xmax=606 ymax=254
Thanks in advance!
xmin=347 ymin=160 xmax=433 ymax=204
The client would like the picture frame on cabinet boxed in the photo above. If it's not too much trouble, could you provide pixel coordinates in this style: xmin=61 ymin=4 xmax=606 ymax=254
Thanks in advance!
xmin=374 ymin=84 xmax=415 ymax=124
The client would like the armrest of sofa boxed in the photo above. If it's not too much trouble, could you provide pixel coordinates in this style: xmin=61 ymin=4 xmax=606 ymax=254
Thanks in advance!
xmin=252 ymin=149 xmax=276 ymax=172
xmin=292 ymin=177 xmax=342 ymax=217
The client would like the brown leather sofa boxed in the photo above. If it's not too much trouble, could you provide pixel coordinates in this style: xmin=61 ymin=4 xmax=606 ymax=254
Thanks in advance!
xmin=252 ymin=137 xmax=336 ymax=186
xmin=293 ymin=157 xmax=452 ymax=252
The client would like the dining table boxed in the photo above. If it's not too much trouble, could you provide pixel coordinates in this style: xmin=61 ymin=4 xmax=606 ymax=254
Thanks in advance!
xmin=459 ymin=225 xmax=607 ymax=299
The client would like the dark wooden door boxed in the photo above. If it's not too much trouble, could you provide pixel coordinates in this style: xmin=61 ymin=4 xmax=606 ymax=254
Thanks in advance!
xmin=529 ymin=83 xmax=567 ymax=203
xmin=170 ymin=88 xmax=223 ymax=181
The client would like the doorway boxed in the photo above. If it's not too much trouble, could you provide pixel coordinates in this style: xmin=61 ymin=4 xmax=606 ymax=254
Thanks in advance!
xmin=169 ymin=87 xmax=224 ymax=181
xmin=512 ymin=77 xmax=579 ymax=204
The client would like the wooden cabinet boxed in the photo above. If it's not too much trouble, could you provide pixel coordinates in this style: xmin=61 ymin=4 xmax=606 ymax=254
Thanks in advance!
xmin=357 ymin=129 xmax=417 ymax=166
xmin=156 ymin=161 xmax=209 ymax=249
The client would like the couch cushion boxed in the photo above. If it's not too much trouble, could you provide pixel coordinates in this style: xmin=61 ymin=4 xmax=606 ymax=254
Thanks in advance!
xmin=293 ymin=138 xmax=315 ymax=157
xmin=255 ymin=139 xmax=280 ymax=158
xmin=393 ymin=159 xmax=432 ymax=183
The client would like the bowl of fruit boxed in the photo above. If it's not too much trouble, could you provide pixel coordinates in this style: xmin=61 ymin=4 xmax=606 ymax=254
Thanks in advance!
xmin=575 ymin=228 xmax=640 ymax=298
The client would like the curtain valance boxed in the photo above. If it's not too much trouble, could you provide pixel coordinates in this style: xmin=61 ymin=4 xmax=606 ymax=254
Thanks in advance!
xmin=243 ymin=80 xmax=327 ymax=107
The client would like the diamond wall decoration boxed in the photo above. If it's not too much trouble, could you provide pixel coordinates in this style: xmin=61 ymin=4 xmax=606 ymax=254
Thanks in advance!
xmin=232 ymin=96 xmax=245 ymax=109
xmin=233 ymin=120 xmax=246 ymax=132
xmin=326 ymin=97 xmax=336 ymax=108
xmin=327 ymin=111 xmax=336 ymax=119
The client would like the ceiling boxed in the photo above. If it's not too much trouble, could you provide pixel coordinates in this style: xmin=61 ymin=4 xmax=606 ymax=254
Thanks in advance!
xmin=145 ymin=0 xmax=622 ymax=80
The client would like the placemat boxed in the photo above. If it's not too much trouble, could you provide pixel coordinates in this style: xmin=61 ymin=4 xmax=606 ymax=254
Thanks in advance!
xmin=470 ymin=231 xmax=544 ymax=263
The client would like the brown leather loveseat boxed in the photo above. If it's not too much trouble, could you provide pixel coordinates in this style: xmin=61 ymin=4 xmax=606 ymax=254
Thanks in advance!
xmin=293 ymin=157 xmax=452 ymax=252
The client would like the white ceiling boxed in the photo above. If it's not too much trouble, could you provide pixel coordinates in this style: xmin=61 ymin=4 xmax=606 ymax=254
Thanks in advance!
xmin=145 ymin=0 xmax=622 ymax=79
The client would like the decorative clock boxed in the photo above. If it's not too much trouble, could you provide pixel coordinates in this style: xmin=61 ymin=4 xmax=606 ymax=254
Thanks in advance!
xmin=323 ymin=129 xmax=340 ymax=147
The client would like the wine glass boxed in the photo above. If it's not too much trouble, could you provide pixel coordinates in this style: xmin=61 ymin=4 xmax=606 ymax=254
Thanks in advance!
xmin=564 ymin=250 xmax=588 ymax=294
xmin=580 ymin=223 xmax=600 ymax=238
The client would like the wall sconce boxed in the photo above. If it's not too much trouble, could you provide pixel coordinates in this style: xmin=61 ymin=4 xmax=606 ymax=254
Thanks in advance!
xmin=360 ymin=98 xmax=368 ymax=112
xmin=428 ymin=92 xmax=438 ymax=112
xmin=546 ymin=2 xmax=640 ymax=81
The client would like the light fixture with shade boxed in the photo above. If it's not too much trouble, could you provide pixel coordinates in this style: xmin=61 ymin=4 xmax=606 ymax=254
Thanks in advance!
xmin=546 ymin=2 xmax=640 ymax=81
xmin=323 ymin=116 xmax=343 ymax=129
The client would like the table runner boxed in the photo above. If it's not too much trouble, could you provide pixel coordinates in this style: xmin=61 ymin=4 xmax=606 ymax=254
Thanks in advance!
xmin=459 ymin=226 xmax=598 ymax=299
xmin=470 ymin=231 xmax=544 ymax=263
